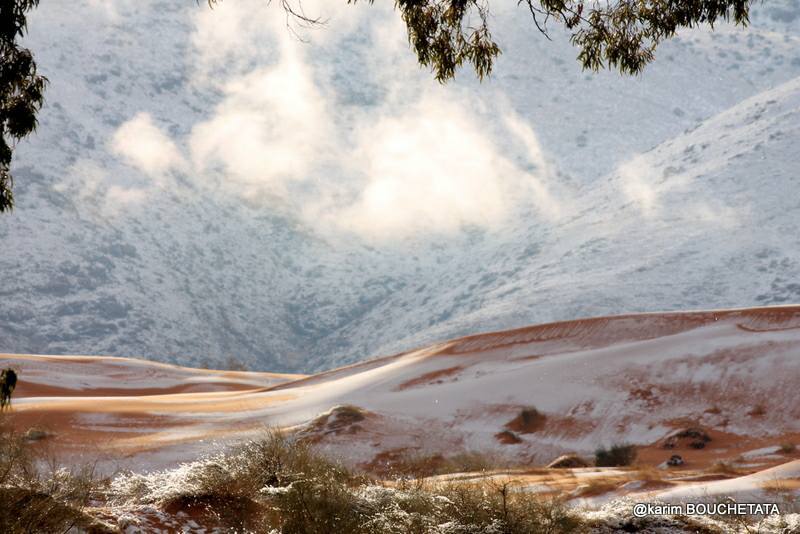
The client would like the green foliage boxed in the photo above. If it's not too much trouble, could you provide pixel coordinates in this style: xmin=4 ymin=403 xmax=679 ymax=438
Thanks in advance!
xmin=0 ymin=0 xmax=47 ymax=212
xmin=349 ymin=0 xmax=500 ymax=82
xmin=349 ymin=0 xmax=752 ymax=81
xmin=594 ymin=443 xmax=637 ymax=467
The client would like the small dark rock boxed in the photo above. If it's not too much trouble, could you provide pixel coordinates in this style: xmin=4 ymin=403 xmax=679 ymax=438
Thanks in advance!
xmin=23 ymin=428 xmax=51 ymax=442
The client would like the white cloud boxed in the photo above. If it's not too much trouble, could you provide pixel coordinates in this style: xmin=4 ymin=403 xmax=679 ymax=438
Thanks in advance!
xmin=312 ymin=94 xmax=565 ymax=238
xmin=328 ymin=95 xmax=510 ymax=236
xmin=502 ymin=112 xmax=564 ymax=220
xmin=616 ymin=154 xmax=741 ymax=227
xmin=618 ymin=156 xmax=660 ymax=216
xmin=111 ymin=113 xmax=185 ymax=179
xmin=189 ymin=48 xmax=331 ymax=202
xmin=190 ymin=0 xmax=276 ymax=84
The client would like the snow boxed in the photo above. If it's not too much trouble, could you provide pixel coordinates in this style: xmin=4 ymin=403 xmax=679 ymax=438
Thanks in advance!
xmin=741 ymin=446 xmax=784 ymax=460
xmin=583 ymin=498 xmax=800 ymax=533
xmin=643 ymin=460 xmax=800 ymax=504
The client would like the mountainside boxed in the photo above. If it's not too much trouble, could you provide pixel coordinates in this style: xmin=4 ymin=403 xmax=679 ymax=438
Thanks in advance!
xmin=350 ymin=75 xmax=800 ymax=371
xmin=1 ymin=0 xmax=800 ymax=372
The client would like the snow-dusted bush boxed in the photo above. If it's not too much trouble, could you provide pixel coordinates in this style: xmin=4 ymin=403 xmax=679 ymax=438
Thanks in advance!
xmin=594 ymin=443 xmax=637 ymax=467
xmin=109 ymin=430 xmax=583 ymax=533
xmin=0 ymin=423 xmax=109 ymax=533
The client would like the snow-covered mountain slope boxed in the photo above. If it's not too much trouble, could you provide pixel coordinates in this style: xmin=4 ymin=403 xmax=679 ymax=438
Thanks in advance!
xmin=5 ymin=306 xmax=800 ymax=474
xmin=310 ymin=74 xmax=800 ymax=369
xmin=1 ymin=0 xmax=800 ymax=372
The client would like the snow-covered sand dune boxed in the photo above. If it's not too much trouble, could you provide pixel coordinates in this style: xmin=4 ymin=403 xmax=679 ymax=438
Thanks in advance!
xmin=3 ymin=305 xmax=800 ymax=482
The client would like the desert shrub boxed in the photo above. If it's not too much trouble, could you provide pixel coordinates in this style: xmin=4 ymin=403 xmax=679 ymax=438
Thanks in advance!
xmin=112 ymin=430 xmax=355 ymax=531
xmin=301 ymin=405 xmax=367 ymax=441
xmin=115 ymin=431 xmax=349 ymax=503
xmin=594 ymin=444 xmax=637 ymax=467
xmin=780 ymin=442 xmax=796 ymax=454
xmin=506 ymin=406 xmax=547 ymax=433
xmin=264 ymin=464 xmax=583 ymax=533
xmin=0 ymin=424 xmax=108 ymax=533
xmin=269 ymin=470 xmax=365 ymax=534
xmin=434 ymin=482 xmax=583 ymax=534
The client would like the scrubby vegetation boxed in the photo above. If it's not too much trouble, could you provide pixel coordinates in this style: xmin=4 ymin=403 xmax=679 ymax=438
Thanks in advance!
xmin=0 ymin=423 xmax=110 ymax=533
xmin=111 ymin=431 xmax=584 ymax=533
xmin=594 ymin=444 xmax=637 ymax=467
xmin=0 ymin=371 xmax=112 ymax=533
xmin=1 ymin=422 xmax=798 ymax=532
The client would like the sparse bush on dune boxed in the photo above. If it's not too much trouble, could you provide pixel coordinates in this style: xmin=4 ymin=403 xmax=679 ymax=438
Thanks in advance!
xmin=505 ymin=406 xmax=547 ymax=434
xmin=594 ymin=444 xmax=637 ymax=467
xmin=495 ymin=430 xmax=523 ymax=445
xmin=0 ymin=421 xmax=110 ymax=533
